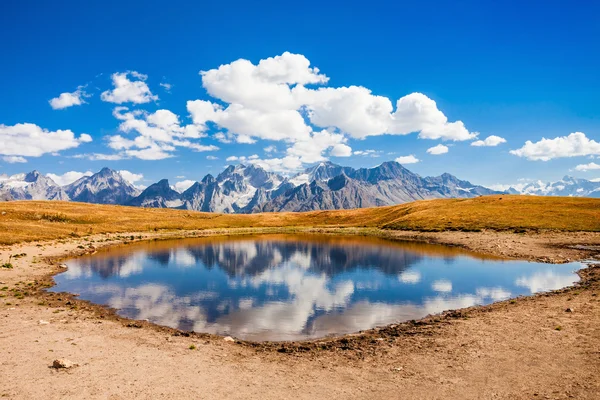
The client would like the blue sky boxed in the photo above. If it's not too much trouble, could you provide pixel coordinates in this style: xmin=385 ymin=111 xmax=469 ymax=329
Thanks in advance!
xmin=1 ymin=0 xmax=599 ymax=190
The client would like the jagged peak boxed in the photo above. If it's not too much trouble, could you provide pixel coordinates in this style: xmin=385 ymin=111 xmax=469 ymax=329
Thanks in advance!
xmin=24 ymin=170 xmax=42 ymax=182
xmin=201 ymin=174 xmax=215 ymax=183
xmin=96 ymin=167 xmax=119 ymax=177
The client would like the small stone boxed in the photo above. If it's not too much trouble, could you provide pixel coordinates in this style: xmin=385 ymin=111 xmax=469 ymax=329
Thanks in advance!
xmin=1 ymin=212 xmax=6 ymax=215
xmin=52 ymin=359 xmax=77 ymax=369
xmin=223 ymin=336 xmax=235 ymax=342
xmin=39 ymin=320 xmax=50 ymax=325
xmin=565 ymin=307 xmax=574 ymax=313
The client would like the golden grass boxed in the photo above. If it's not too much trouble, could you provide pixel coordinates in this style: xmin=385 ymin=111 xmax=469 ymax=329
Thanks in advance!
xmin=0 ymin=195 xmax=599 ymax=245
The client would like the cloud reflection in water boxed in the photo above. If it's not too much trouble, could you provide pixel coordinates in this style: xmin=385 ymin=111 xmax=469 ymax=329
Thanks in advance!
xmin=53 ymin=235 xmax=581 ymax=341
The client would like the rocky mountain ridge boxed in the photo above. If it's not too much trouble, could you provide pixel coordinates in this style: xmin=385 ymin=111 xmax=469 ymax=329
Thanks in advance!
xmin=0 ymin=161 xmax=507 ymax=211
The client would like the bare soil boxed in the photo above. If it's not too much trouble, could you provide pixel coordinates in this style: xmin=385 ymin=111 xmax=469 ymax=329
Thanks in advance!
xmin=1 ymin=228 xmax=599 ymax=399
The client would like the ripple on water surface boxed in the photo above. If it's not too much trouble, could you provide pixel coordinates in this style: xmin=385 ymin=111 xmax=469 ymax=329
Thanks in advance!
xmin=51 ymin=234 xmax=582 ymax=341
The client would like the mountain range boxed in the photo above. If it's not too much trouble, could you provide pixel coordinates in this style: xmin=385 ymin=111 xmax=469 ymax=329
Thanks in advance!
xmin=1 ymin=161 xmax=597 ymax=212
xmin=505 ymin=176 xmax=600 ymax=198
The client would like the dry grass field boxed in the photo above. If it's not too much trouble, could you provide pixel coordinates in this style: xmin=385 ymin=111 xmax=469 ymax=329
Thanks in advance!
xmin=0 ymin=195 xmax=599 ymax=245
xmin=1 ymin=195 xmax=600 ymax=399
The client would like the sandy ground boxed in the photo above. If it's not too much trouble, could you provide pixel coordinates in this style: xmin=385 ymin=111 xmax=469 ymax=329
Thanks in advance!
xmin=0 ymin=228 xmax=599 ymax=399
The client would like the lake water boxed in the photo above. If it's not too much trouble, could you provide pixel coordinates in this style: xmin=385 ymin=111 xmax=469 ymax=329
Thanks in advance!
xmin=52 ymin=234 xmax=582 ymax=341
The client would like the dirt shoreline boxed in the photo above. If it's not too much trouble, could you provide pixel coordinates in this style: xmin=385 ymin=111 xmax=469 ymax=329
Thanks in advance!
xmin=1 ymin=228 xmax=599 ymax=399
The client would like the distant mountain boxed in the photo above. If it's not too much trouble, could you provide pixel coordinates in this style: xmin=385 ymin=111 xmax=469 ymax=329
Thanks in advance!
xmin=507 ymin=176 xmax=600 ymax=198
xmin=0 ymin=170 xmax=68 ymax=201
xmin=255 ymin=161 xmax=500 ymax=212
xmin=0 ymin=162 xmax=502 ymax=212
xmin=64 ymin=167 xmax=140 ymax=204
xmin=178 ymin=164 xmax=286 ymax=213
xmin=127 ymin=179 xmax=182 ymax=208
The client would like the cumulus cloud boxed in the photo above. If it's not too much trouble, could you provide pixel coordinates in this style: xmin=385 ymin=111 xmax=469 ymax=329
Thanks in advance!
xmin=49 ymin=86 xmax=90 ymax=110
xmin=2 ymin=156 xmax=27 ymax=163
xmin=226 ymin=130 xmax=352 ymax=172
xmin=574 ymin=162 xmax=600 ymax=171
xmin=105 ymin=107 xmax=218 ymax=160
xmin=0 ymin=123 xmax=92 ymax=157
xmin=101 ymin=71 xmax=158 ymax=104
xmin=118 ymin=170 xmax=144 ymax=187
xmin=471 ymin=135 xmax=507 ymax=147
xmin=46 ymin=170 xmax=93 ymax=186
xmin=426 ymin=144 xmax=449 ymax=155
xmin=185 ymin=52 xmax=477 ymax=172
xmin=510 ymin=132 xmax=600 ymax=161
xmin=286 ymin=130 xmax=351 ymax=163
xmin=173 ymin=180 xmax=196 ymax=192
xmin=395 ymin=155 xmax=420 ymax=164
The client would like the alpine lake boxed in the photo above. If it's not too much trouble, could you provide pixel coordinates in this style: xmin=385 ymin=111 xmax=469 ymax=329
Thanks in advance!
xmin=51 ymin=234 xmax=582 ymax=341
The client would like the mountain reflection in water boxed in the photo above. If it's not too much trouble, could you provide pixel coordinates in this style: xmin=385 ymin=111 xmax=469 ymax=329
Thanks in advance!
xmin=53 ymin=234 xmax=581 ymax=341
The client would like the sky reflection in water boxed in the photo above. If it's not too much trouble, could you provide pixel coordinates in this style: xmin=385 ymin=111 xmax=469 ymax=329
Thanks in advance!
xmin=52 ymin=235 xmax=582 ymax=341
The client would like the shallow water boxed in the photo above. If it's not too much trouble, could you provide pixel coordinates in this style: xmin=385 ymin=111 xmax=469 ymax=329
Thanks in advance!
xmin=52 ymin=234 xmax=582 ymax=341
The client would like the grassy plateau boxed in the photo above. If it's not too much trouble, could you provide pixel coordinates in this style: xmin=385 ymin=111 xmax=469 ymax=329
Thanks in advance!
xmin=0 ymin=195 xmax=599 ymax=245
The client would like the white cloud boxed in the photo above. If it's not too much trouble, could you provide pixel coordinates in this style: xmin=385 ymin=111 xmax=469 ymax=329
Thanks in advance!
xmin=118 ymin=170 xmax=144 ymax=186
xmin=432 ymin=279 xmax=452 ymax=293
xmin=286 ymin=130 xmax=351 ymax=163
xmin=299 ymin=85 xmax=393 ymax=138
xmin=471 ymin=135 xmax=507 ymax=147
xmin=122 ymin=144 xmax=175 ymax=161
xmin=106 ymin=107 xmax=218 ymax=160
xmin=354 ymin=149 xmax=381 ymax=157
xmin=101 ymin=71 xmax=158 ymax=104
xmin=206 ymin=155 xmax=218 ymax=160
xmin=426 ymin=144 xmax=449 ymax=155
xmin=395 ymin=155 xmax=420 ymax=164
xmin=330 ymin=144 xmax=352 ymax=157
xmin=49 ymin=86 xmax=90 ymax=110
xmin=214 ymin=132 xmax=233 ymax=143
xmin=2 ymin=156 xmax=27 ymax=163
xmin=574 ymin=162 xmax=600 ymax=171
xmin=264 ymin=145 xmax=277 ymax=153
xmin=0 ymin=123 xmax=92 ymax=157
xmin=187 ymin=101 xmax=312 ymax=142
xmin=510 ymin=132 xmax=600 ymax=161
xmin=200 ymin=52 xmax=328 ymax=111
xmin=226 ymin=154 xmax=259 ymax=163
xmin=173 ymin=180 xmax=195 ymax=192
xmin=185 ymin=52 xmax=477 ymax=172
xmin=46 ymin=170 xmax=93 ymax=186
xmin=160 ymin=82 xmax=172 ymax=92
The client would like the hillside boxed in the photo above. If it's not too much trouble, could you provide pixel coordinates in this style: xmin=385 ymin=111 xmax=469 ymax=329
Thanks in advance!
xmin=0 ymin=195 xmax=599 ymax=244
